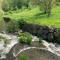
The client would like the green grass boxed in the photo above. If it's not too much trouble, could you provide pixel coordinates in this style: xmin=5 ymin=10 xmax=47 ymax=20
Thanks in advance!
xmin=0 ymin=10 xmax=5 ymax=32
xmin=6 ymin=6 xmax=60 ymax=28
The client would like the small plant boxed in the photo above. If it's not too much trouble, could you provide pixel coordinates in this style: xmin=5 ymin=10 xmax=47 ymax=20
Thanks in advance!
xmin=18 ymin=32 xmax=32 ymax=45
xmin=19 ymin=54 xmax=28 ymax=60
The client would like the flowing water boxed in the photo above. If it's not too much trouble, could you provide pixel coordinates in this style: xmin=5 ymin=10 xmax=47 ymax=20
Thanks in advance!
xmin=42 ymin=40 xmax=60 ymax=56
xmin=0 ymin=33 xmax=18 ymax=59
xmin=0 ymin=34 xmax=60 ymax=59
xmin=13 ymin=36 xmax=60 ymax=57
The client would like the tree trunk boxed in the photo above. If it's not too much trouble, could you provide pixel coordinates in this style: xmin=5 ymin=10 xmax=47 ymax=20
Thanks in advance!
xmin=47 ymin=0 xmax=52 ymax=17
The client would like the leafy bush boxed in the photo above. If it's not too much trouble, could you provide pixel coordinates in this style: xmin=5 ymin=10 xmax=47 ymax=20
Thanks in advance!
xmin=19 ymin=54 xmax=28 ymax=60
xmin=17 ymin=19 xmax=26 ymax=29
xmin=6 ymin=20 xmax=19 ymax=33
xmin=18 ymin=32 xmax=32 ymax=45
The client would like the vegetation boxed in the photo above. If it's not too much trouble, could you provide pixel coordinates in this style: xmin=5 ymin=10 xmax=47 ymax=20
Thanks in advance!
xmin=0 ymin=10 xmax=5 ymax=32
xmin=17 ymin=19 xmax=26 ymax=29
xmin=6 ymin=6 xmax=60 ymax=28
xmin=19 ymin=54 xmax=28 ymax=60
xmin=0 ymin=0 xmax=60 ymax=28
xmin=18 ymin=32 xmax=32 ymax=45
xmin=0 ymin=0 xmax=60 ymax=44
xmin=39 ymin=0 xmax=56 ymax=16
xmin=0 ymin=0 xmax=60 ymax=59
xmin=6 ymin=20 xmax=18 ymax=33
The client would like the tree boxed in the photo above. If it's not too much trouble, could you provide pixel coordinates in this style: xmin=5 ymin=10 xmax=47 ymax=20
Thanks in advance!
xmin=1 ymin=0 xmax=31 ymax=11
xmin=1 ymin=0 xmax=9 ymax=11
xmin=8 ymin=0 xmax=30 ymax=10
xmin=39 ymin=0 xmax=56 ymax=16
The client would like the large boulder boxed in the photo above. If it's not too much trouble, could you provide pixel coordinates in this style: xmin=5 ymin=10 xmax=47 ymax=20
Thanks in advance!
xmin=21 ymin=22 xmax=60 ymax=44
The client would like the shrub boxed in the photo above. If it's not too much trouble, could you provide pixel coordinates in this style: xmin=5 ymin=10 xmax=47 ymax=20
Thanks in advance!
xmin=18 ymin=32 xmax=32 ymax=45
xmin=17 ymin=19 xmax=26 ymax=29
xmin=6 ymin=20 xmax=19 ymax=33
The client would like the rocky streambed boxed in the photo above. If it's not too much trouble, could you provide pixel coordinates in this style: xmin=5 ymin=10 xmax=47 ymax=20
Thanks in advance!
xmin=0 ymin=33 xmax=18 ymax=59
xmin=0 ymin=33 xmax=60 ymax=60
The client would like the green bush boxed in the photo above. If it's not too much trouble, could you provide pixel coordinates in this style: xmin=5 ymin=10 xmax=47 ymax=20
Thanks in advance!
xmin=18 ymin=32 xmax=32 ymax=45
xmin=6 ymin=20 xmax=19 ymax=33
xmin=17 ymin=19 xmax=26 ymax=29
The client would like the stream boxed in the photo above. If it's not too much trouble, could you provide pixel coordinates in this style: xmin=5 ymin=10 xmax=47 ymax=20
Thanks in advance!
xmin=13 ymin=36 xmax=60 ymax=57
xmin=0 ymin=33 xmax=18 ymax=59
xmin=0 ymin=34 xmax=60 ymax=59
xmin=42 ymin=40 xmax=60 ymax=56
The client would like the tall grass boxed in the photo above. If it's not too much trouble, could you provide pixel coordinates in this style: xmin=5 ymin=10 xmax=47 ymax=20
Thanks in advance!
xmin=6 ymin=6 xmax=60 ymax=28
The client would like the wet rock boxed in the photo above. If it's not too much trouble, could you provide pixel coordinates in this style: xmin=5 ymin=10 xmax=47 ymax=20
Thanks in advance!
xmin=21 ymin=23 xmax=60 ymax=44
xmin=54 ymin=28 xmax=60 ymax=44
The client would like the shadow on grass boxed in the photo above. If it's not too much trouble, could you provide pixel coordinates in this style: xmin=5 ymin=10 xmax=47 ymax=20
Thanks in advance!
xmin=32 ymin=12 xmax=49 ymax=19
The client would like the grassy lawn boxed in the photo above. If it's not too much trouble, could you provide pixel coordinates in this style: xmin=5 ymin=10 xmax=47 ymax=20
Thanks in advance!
xmin=6 ymin=6 xmax=60 ymax=28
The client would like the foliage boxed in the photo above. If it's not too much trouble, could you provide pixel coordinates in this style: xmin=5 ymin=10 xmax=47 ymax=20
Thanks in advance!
xmin=0 ymin=20 xmax=5 ymax=32
xmin=2 ymin=0 xmax=9 ymax=11
xmin=0 ymin=10 xmax=5 ymax=32
xmin=1 ymin=0 xmax=57 ymax=16
xmin=6 ymin=20 xmax=18 ymax=33
xmin=18 ymin=32 xmax=32 ymax=45
xmin=17 ymin=19 xmax=26 ymax=29
xmin=39 ymin=0 xmax=56 ymax=16
xmin=1 ymin=0 xmax=30 ymax=11
xmin=19 ymin=54 xmax=28 ymax=60
xmin=7 ymin=6 xmax=60 ymax=28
